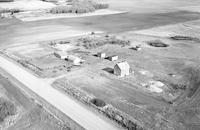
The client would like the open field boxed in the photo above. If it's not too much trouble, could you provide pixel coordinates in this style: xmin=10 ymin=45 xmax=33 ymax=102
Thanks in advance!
xmin=1 ymin=0 xmax=200 ymax=129
xmin=15 ymin=9 xmax=127 ymax=22
xmin=47 ymin=22 xmax=200 ymax=129
xmin=2 ymin=42 xmax=79 ymax=77
xmin=133 ymin=20 xmax=200 ymax=37
xmin=0 ymin=0 xmax=55 ymax=11
xmin=2 ymin=23 xmax=200 ymax=129
xmin=108 ymin=0 xmax=200 ymax=13
xmin=1 ymin=11 xmax=200 ymax=47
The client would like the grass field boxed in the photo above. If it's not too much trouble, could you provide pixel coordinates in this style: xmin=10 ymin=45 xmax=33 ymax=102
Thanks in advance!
xmin=1 ymin=11 xmax=200 ymax=48
xmin=2 ymin=27 xmax=200 ymax=129
xmin=0 ymin=72 xmax=71 ymax=130
xmin=49 ymin=24 xmax=200 ymax=129
xmin=1 ymin=0 xmax=200 ymax=129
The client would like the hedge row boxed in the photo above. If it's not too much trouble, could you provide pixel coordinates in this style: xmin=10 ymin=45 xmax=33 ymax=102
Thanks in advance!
xmin=0 ymin=8 xmax=20 ymax=13
xmin=0 ymin=0 xmax=14 ymax=2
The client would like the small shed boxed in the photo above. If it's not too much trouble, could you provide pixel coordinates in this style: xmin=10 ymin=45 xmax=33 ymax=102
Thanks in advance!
xmin=108 ymin=55 xmax=118 ymax=61
xmin=54 ymin=51 xmax=68 ymax=59
xmin=67 ymin=55 xmax=82 ymax=65
xmin=131 ymin=45 xmax=141 ymax=51
xmin=114 ymin=61 xmax=130 ymax=77
xmin=97 ymin=52 xmax=106 ymax=58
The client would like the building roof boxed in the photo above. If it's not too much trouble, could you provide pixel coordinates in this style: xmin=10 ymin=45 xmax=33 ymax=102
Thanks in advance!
xmin=54 ymin=51 xmax=68 ymax=56
xmin=67 ymin=55 xmax=81 ymax=61
xmin=98 ymin=52 xmax=105 ymax=54
xmin=115 ymin=61 xmax=130 ymax=70
xmin=110 ymin=55 xmax=118 ymax=58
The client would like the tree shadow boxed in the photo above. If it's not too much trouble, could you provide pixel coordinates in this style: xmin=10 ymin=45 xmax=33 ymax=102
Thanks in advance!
xmin=103 ymin=67 xmax=114 ymax=74
xmin=93 ymin=54 xmax=98 ymax=57
xmin=129 ymin=47 xmax=137 ymax=50
xmin=105 ymin=57 xmax=110 ymax=60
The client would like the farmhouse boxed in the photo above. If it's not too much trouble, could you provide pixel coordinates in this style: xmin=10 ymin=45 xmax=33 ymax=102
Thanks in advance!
xmin=67 ymin=55 xmax=82 ymax=65
xmin=54 ymin=51 xmax=68 ymax=59
xmin=97 ymin=52 xmax=106 ymax=58
xmin=108 ymin=55 xmax=118 ymax=61
xmin=114 ymin=61 xmax=130 ymax=77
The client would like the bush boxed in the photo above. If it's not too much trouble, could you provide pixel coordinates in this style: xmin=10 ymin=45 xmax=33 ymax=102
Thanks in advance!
xmin=0 ymin=98 xmax=17 ymax=122
xmin=72 ymin=0 xmax=96 ymax=13
xmin=183 ymin=67 xmax=200 ymax=97
xmin=90 ymin=2 xmax=109 ymax=9
xmin=0 ymin=0 xmax=14 ymax=2
xmin=50 ymin=0 xmax=108 ymax=14
xmin=78 ymin=36 xmax=130 ymax=49
xmin=170 ymin=36 xmax=200 ymax=42
xmin=108 ymin=37 xmax=131 ymax=46
xmin=147 ymin=39 xmax=169 ymax=47
xmin=50 ymin=5 xmax=72 ymax=14
xmin=90 ymin=98 xmax=106 ymax=107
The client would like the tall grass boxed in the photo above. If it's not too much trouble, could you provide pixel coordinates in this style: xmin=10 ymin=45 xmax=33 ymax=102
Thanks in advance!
xmin=183 ymin=67 xmax=200 ymax=97
xmin=0 ymin=98 xmax=17 ymax=122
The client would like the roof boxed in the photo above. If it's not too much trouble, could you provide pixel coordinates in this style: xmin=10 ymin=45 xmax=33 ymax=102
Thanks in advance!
xmin=98 ymin=52 xmax=105 ymax=54
xmin=115 ymin=61 xmax=130 ymax=70
xmin=67 ymin=55 xmax=81 ymax=61
xmin=54 ymin=51 xmax=68 ymax=56
xmin=110 ymin=55 xmax=118 ymax=58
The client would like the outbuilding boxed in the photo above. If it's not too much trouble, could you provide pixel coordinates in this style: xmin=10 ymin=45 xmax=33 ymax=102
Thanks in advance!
xmin=114 ymin=61 xmax=130 ymax=77
xmin=131 ymin=45 xmax=141 ymax=51
xmin=54 ymin=51 xmax=68 ymax=59
xmin=108 ymin=55 xmax=118 ymax=61
xmin=97 ymin=52 xmax=106 ymax=58
xmin=67 ymin=55 xmax=83 ymax=65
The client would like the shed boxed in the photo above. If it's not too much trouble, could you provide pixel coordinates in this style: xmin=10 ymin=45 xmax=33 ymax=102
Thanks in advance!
xmin=131 ymin=45 xmax=141 ymax=51
xmin=67 ymin=55 xmax=82 ymax=65
xmin=54 ymin=51 xmax=68 ymax=59
xmin=108 ymin=55 xmax=118 ymax=61
xmin=114 ymin=61 xmax=130 ymax=77
xmin=97 ymin=52 xmax=106 ymax=58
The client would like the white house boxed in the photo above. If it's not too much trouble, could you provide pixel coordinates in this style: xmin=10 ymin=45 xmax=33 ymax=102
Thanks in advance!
xmin=108 ymin=55 xmax=118 ymax=61
xmin=54 ymin=51 xmax=68 ymax=59
xmin=97 ymin=52 xmax=106 ymax=58
xmin=114 ymin=61 xmax=130 ymax=77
